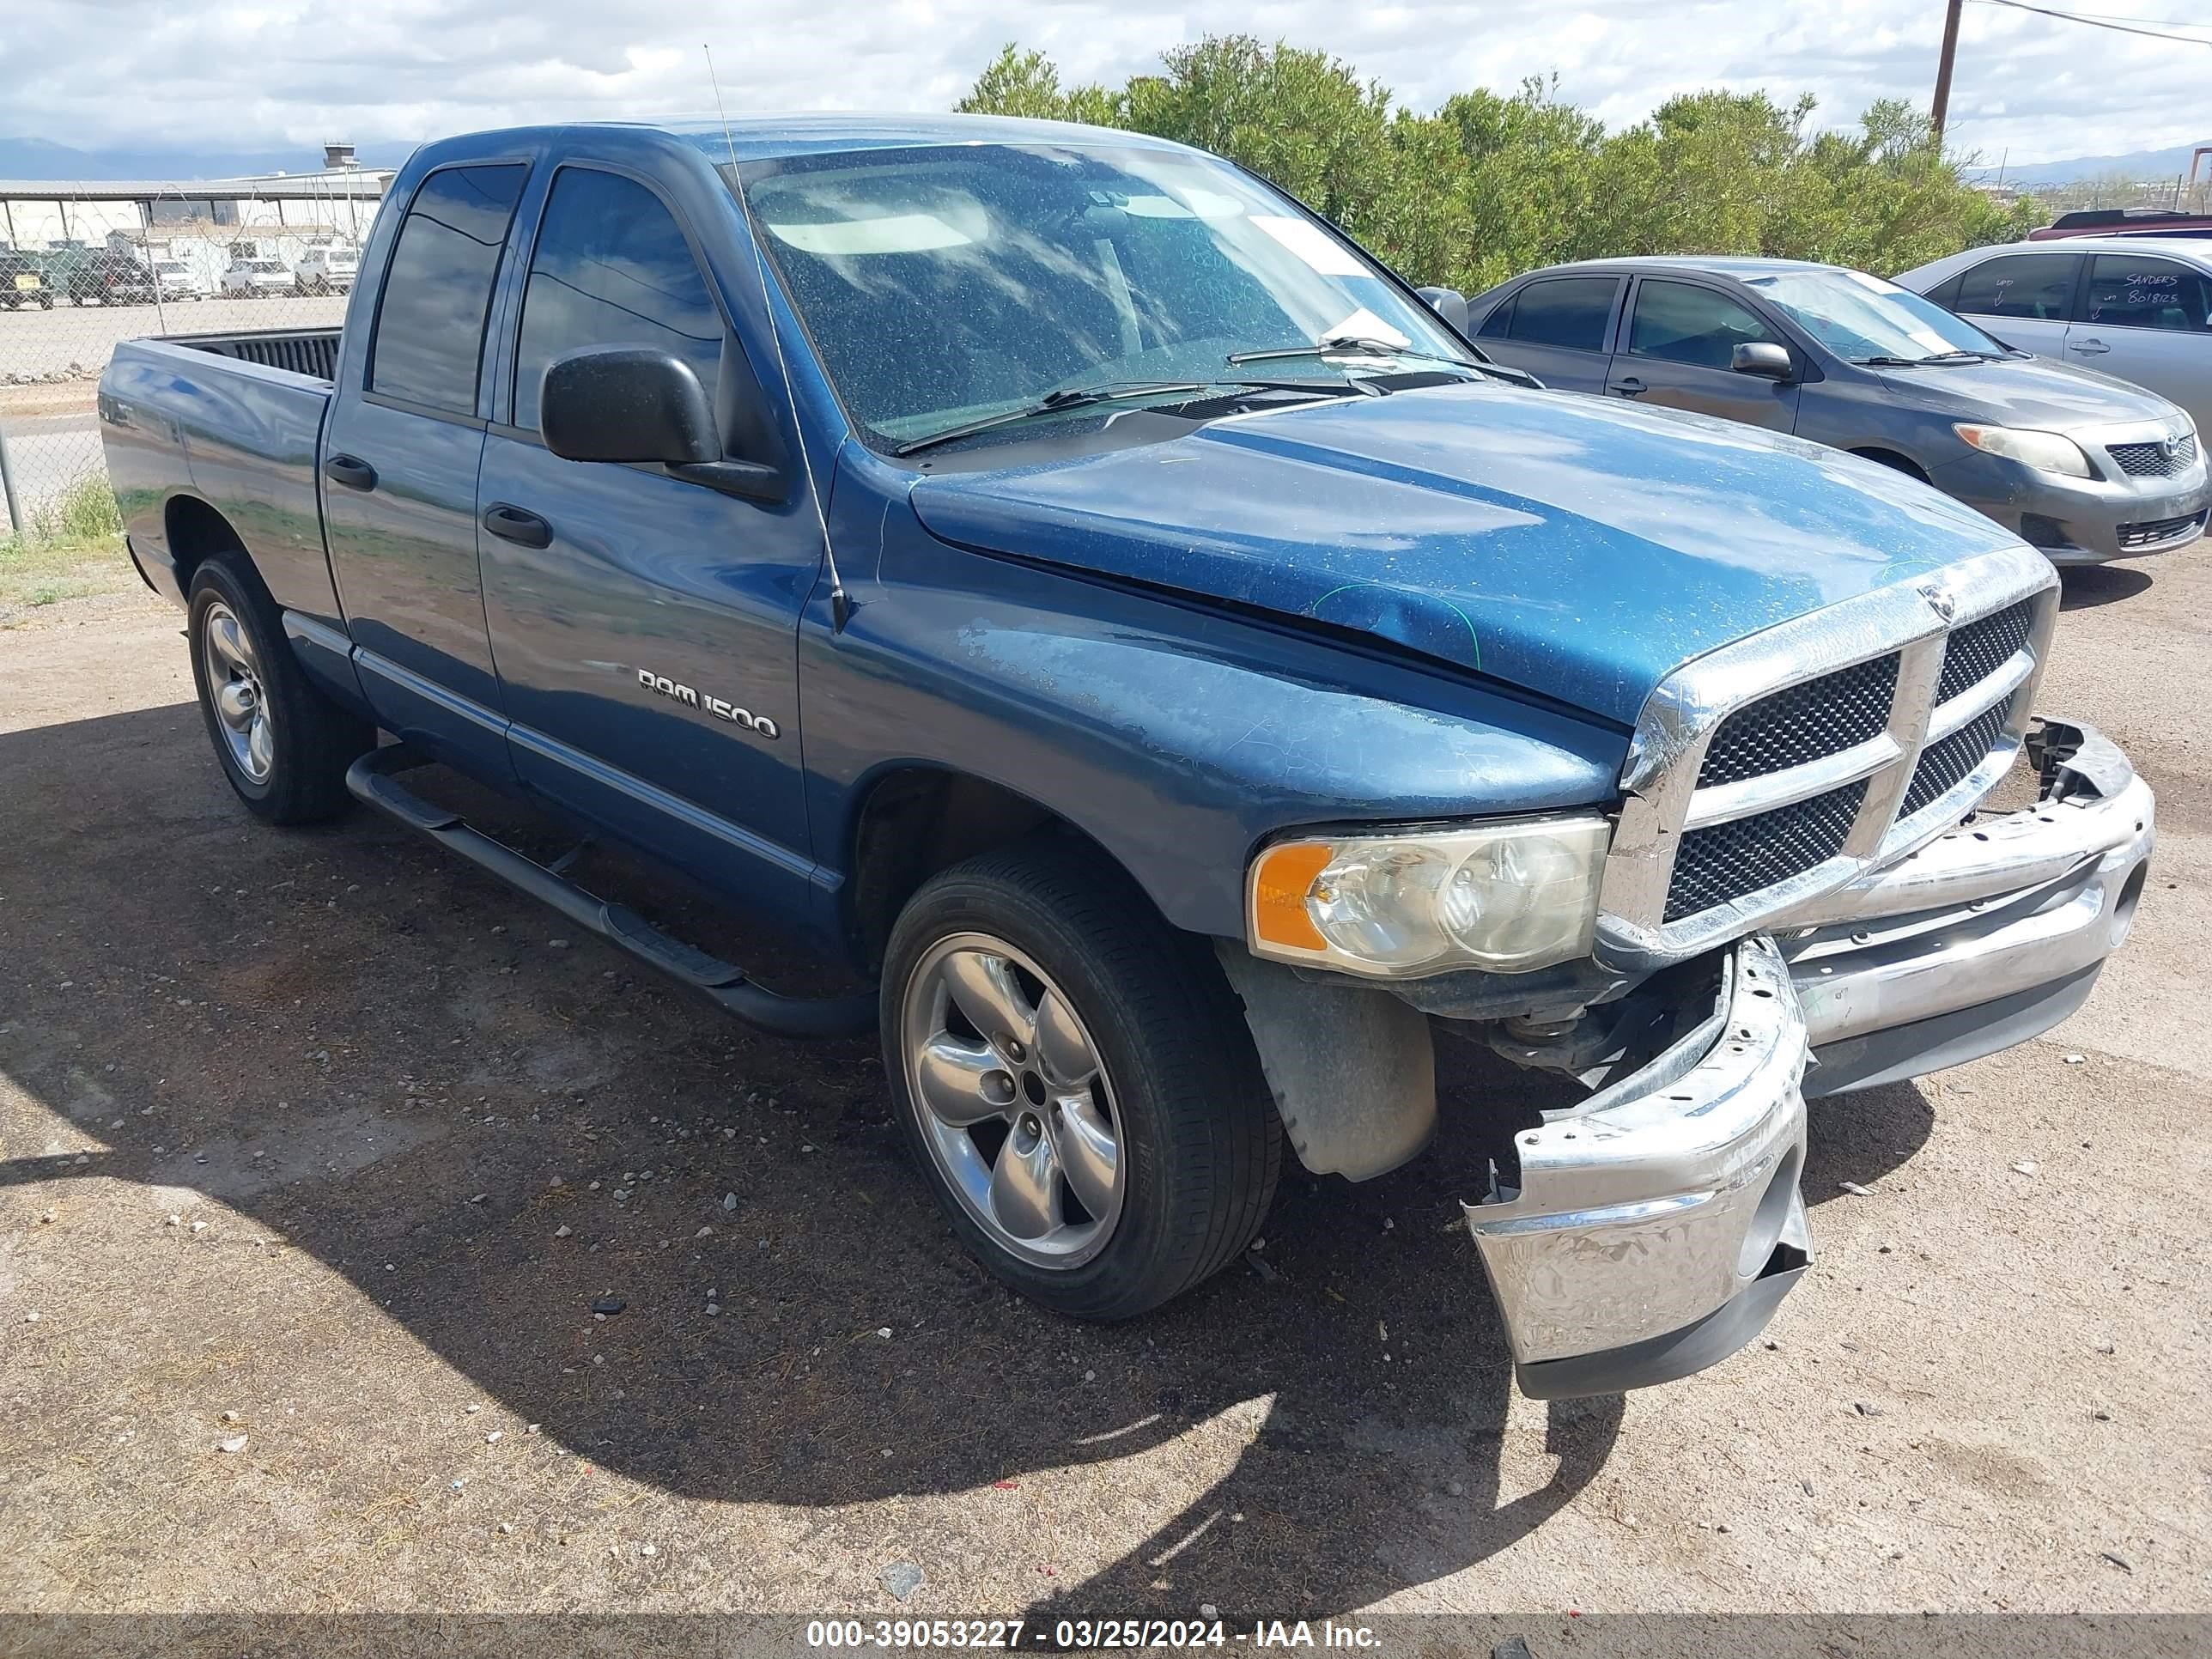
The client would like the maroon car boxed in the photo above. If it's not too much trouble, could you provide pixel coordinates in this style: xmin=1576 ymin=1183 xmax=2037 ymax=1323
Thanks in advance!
xmin=2030 ymin=208 xmax=2212 ymax=241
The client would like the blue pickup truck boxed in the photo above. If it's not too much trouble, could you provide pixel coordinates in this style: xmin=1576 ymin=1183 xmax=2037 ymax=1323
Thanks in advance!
xmin=98 ymin=115 xmax=2156 ymax=1398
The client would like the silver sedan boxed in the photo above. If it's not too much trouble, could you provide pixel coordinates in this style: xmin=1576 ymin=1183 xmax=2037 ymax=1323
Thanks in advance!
xmin=1461 ymin=257 xmax=2207 ymax=566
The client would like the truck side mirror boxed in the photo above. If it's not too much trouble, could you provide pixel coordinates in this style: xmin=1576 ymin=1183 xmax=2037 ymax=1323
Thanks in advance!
xmin=1731 ymin=341 xmax=1795 ymax=381
xmin=1417 ymin=285 xmax=1470 ymax=335
xmin=541 ymin=347 xmax=720 ymax=466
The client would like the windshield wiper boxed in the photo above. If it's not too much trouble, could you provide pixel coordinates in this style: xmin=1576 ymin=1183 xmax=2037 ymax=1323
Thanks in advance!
xmin=891 ymin=377 xmax=1369 ymax=457
xmin=893 ymin=381 xmax=1218 ymax=457
xmin=1226 ymin=336 xmax=1479 ymax=371
xmin=1852 ymin=349 xmax=1994 ymax=367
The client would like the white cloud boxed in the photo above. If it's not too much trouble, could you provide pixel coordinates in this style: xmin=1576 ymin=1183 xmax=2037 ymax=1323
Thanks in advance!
xmin=3 ymin=0 xmax=2206 ymax=169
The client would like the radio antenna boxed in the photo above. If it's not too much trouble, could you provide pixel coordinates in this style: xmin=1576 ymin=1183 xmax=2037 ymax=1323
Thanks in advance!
xmin=704 ymin=43 xmax=851 ymax=631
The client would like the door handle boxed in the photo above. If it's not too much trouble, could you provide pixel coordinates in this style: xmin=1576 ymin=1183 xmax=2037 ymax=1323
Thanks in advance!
xmin=2069 ymin=337 xmax=2110 ymax=355
xmin=482 ymin=502 xmax=553 ymax=549
xmin=322 ymin=453 xmax=376 ymax=490
xmin=1612 ymin=376 xmax=1648 ymax=396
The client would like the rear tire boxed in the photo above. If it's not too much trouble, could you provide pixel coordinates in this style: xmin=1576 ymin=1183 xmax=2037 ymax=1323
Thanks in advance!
xmin=185 ymin=556 xmax=372 ymax=824
xmin=882 ymin=840 xmax=1280 ymax=1320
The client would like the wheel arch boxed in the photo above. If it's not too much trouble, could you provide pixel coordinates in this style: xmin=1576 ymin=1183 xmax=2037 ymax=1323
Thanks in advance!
xmin=1848 ymin=446 xmax=1931 ymax=483
xmin=844 ymin=763 xmax=1157 ymax=974
xmin=164 ymin=493 xmax=253 ymax=599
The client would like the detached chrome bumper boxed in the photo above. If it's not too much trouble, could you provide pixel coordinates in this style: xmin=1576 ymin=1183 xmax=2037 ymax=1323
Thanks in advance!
xmin=1465 ymin=719 xmax=2150 ymax=1398
xmin=1466 ymin=935 xmax=1811 ymax=1399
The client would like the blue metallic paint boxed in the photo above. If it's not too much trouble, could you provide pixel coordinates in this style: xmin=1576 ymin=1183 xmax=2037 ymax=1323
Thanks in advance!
xmin=908 ymin=382 xmax=2022 ymax=727
xmin=805 ymin=447 xmax=1625 ymax=944
xmin=100 ymin=345 xmax=341 ymax=622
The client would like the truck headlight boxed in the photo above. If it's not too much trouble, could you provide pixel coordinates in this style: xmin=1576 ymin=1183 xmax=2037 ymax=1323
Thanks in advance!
xmin=1246 ymin=817 xmax=1611 ymax=977
xmin=1953 ymin=423 xmax=2093 ymax=478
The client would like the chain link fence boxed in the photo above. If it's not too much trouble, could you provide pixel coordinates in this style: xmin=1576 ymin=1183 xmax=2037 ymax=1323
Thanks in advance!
xmin=0 ymin=167 xmax=388 ymax=545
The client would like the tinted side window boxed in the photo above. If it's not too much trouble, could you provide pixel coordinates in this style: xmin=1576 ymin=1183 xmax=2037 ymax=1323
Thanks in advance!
xmin=369 ymin=164 xmax=528 ymax=414
xmin=513 ymin=168 xmax=726 ymax=432
xmin=1507 ymin=278 xmax=1618 ymax=352
xmin=1954 ymin=253 xmax=2077 ymax=320
xmin=1476 ymin=295 xmax=1516 ymax=338
xmin=1626 ymin=280 xmax=1779 ymax=369
xmin=2081 ymin=254 xmax=2212 ymax=334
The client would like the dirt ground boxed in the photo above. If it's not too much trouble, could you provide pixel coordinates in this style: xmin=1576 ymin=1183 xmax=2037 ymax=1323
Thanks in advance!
xmin=1 ymin=556 xmax=2208 ymax=1629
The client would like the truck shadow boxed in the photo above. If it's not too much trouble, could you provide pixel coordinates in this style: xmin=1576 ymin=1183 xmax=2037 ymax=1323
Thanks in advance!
xmin=2058 ymin=564 xmax=2154 ymax=611
xmin=0 ymin=701 xmax=1933 ymax=1616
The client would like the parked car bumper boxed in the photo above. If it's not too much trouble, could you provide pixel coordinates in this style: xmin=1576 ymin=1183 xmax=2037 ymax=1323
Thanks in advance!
xmin=1464 ymin=718 xmax=2152 ymax=1397
xmin=1930 ymin=448 xmax=2209 ymax=564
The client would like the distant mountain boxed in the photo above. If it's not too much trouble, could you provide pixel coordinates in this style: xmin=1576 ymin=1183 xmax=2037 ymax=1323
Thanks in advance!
xmin=1973 ymin=139 xmax=2212 ymax=188
xmin=0 ymin=135 xmax=406 ymax=181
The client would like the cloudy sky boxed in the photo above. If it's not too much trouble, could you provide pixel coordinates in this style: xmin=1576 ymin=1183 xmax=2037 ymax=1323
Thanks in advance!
xmin=4 ymin=0 xmax=2207 ymax=170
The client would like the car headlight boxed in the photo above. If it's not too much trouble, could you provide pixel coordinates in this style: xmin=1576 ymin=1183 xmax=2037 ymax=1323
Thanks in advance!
xmin=1247 ymin=817 xmax=1611 ymax=978
xmin=1954 ymin=423 xmax=2093 ymax=478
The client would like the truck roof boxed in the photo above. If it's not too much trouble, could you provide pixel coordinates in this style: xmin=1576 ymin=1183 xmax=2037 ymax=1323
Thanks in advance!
xmin=552 ymin=113 xmax=1191 ymax=164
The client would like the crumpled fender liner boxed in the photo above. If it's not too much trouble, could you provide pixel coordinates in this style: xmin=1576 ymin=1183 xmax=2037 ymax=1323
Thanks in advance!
xmin=1214 ymin=942 xmax=1436 ymax=1182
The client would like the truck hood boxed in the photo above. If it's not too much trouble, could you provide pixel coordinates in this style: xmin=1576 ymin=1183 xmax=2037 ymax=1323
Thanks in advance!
xmin=908 ymin=382 xmax=2022 ymax=726
xmin=1872 ymin=350 xmax=2187 ymax=430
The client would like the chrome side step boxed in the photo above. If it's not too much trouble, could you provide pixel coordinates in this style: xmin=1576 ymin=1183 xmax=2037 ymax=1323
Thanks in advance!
xmin=344 ymin=744 xmax=875 ymax=1040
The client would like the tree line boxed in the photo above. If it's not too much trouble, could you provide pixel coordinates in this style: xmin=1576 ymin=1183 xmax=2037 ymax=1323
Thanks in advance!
xmin=957 ymin=37 xmax=2043 ymax=293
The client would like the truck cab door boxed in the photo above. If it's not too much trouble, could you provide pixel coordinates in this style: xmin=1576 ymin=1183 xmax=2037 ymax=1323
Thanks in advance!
xmin=1608 ymin=277 xmax=1801 ymax=434
xmin=319 ymin=159 xmax=532 ymax=780
xmin=474 ymin=159 xmax=823 ymax=927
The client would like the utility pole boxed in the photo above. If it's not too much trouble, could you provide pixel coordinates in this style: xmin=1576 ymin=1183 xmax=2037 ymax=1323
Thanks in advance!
xmin=1931 ymin=0 xmax=1965 ymax=143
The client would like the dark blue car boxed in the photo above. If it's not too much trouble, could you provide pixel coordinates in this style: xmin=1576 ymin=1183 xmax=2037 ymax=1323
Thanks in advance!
xmin=98 ymin=117 xmax=2156 ymax=1399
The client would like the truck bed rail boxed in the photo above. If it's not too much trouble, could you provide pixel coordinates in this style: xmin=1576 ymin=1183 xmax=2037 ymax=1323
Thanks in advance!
xmin=170 ymin=327 xmax=340 ymax=383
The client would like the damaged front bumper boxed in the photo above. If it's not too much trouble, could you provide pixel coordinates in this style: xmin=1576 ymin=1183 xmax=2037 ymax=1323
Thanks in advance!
xmin=1465 ymin=719 xmax=2154 ymax=1398
xmin=1466 ymin=933 xmax=1812 ymax=1399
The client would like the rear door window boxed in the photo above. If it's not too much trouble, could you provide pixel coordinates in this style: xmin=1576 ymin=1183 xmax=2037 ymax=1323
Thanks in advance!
xmin=369 ymin=163 xmax=529 ymax=415
xmin=1626 ymin=280 xmax=1782 ymax=369
xmin=511 ymin=167 xmax=726 ymax=432
xmin=1953 ymin=252 xmax=2080 ymax=321
xmin=2081 ymin=254 xmax=2212 ymax=334
xmin=1503 ymin=277 xmax=1619 ymax=352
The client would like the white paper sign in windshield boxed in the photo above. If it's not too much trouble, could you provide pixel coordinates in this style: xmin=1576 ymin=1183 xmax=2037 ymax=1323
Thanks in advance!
xmin=1249 ymin=215 xmax=1370 ymax=277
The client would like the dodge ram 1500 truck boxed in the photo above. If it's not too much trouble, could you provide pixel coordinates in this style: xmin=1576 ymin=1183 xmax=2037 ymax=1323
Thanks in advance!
xmin=99 ymin=116 xmax=2156 ymax=1399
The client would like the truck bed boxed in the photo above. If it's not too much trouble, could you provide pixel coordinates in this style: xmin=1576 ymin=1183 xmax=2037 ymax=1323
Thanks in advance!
xmin=161 ymin=325 xmax=340 ymax=383
xmin=101 ymin=327 xmax=343 ymax=625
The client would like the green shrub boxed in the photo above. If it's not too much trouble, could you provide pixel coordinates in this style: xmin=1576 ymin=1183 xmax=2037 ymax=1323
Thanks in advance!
xmin=31 ymin=475 xmax=125 ymax=544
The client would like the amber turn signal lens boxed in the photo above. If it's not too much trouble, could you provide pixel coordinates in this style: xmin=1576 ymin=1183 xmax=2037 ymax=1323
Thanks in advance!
xmin=1249 ymin=841 xmax=1334 ymax=952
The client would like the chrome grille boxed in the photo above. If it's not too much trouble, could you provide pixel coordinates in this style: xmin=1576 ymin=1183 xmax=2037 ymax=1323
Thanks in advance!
xmin=1603 ymin=544 xmax=2061 ymax=963
xmin=1935 ymin=600 xmax=2033 ymax=705
xmin=1902 ymin=702 xmax=2008 ymax=817
xmin=2106 ymin=434 xmax=2197 ymax=478
xmin=1664 ymin=781 xmax=1867 ymax=923
xmin=1695 ymin=654 xmax=1898 ymax=787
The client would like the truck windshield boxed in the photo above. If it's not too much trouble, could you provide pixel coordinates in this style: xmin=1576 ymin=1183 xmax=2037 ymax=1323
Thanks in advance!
xmin=731 ymin=143 xmax=1475 ymax=450
xmin=1739 ymin=267 xmax=2008 ymax=364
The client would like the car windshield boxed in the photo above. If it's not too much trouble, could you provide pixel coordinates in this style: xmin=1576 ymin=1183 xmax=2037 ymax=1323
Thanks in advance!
xmin=157 ymin=263 xmax=185 ymax=274
xmin=730 ymin=142 xmax=1475 ymax=449
xmin=248 ymin=262 xmax=283 ymax=273
xmin=1738 ymin=266 xmax=2005 ymax=362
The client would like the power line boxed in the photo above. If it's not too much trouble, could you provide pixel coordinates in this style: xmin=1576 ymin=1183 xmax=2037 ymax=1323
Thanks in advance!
xmin=1968 ymin=0 xmax=2212 ymax=46
xmin=1996 ymin=3 xmax=2212 ymax=27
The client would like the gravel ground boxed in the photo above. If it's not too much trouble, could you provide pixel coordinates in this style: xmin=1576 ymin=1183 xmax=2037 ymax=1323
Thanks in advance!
xmin=1 ymin=559 xmax=2208 ymax=1624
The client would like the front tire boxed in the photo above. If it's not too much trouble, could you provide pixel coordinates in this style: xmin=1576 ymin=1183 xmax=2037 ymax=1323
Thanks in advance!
xmin=883 ymin=841 xmax=1280 ymax=1320
xmin=185 ymin=556 xmax=371 ymax=824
